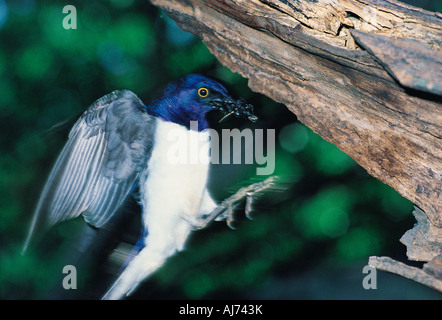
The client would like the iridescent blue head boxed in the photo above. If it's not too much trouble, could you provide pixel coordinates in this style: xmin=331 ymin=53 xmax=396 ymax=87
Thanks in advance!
xmin=147 ymin=74 xmax=257 ymax=131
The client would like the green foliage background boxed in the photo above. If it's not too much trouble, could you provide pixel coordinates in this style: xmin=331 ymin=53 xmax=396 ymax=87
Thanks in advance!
xmin=0 ymin=0 xmax=440 ymax=299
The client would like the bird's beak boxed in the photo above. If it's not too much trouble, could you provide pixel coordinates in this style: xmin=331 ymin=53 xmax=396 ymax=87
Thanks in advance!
xmin=211 ymin=97 xmax=258 ymax=123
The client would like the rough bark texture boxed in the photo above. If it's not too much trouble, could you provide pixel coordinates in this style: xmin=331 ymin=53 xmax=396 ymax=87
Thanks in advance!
xmin=148 ymin=0 xmax=442 ymax=291
xmin=401 ymin=207 xmax=442 ymax=261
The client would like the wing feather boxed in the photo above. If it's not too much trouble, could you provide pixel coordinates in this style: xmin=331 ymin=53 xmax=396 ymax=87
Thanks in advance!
xmin=53 ymin=122 xmax=106 ymax=217
xmin=67 ymin=136 xmax=107 ymax=218
xmin=50 ymin=131 xmax=100 ymax=221
xmin=23 ymin=90 xmax=156 ymax=252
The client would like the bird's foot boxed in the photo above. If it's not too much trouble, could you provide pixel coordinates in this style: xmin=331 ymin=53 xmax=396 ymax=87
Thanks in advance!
xmin=183 ymin=176 xmax=279 ymax=230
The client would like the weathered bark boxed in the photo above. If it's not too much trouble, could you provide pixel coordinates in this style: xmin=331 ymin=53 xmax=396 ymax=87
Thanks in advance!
xmin=369 ymin=255 xmax=442 ymax=292
xmin=401 ymin=207 xmax=442 ymax=261
xmin=148 ymin=0 xmax=442 ymax=290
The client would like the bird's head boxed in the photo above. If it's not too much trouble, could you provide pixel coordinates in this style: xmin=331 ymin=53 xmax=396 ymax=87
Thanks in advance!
xmin=148 ymin=74 xmax=258 ymax=131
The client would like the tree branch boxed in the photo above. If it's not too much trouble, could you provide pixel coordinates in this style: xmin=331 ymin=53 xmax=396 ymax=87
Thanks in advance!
xmin=369 ymin=256 xmax=442 ymax=293
xmin=401 ymin=207 xmax=442 ymax=261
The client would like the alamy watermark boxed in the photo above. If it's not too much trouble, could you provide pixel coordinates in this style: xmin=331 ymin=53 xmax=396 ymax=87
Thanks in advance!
xmin=166 ymin=121 xmax=275 ymax=175
xmin=62 ymin=265 xmax=77 ymax=290
xmin=62 ymin=5 xmax=77 ymax=30
xmin=362 ymin=265 xmax=377 ymax=290
xmin=62 ymin=264 xmax=378 ymax=291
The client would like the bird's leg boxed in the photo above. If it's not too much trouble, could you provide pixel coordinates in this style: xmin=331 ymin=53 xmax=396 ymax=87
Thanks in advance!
xmin=185 ymin=176 xmax=278 ymax=230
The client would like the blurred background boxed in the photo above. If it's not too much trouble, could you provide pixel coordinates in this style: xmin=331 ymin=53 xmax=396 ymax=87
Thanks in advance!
xmin=0 ymin=0 xmax=441 ymax=300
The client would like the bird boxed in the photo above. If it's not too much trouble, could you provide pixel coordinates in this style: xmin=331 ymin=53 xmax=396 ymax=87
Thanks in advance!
xmin=22 ymin=74 xmax=258 ymax=299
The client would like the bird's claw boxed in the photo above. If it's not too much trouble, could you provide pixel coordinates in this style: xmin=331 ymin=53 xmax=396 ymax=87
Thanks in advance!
xmin=244 ymin=193 xmax=254 ymax=220
xmin=186 ymin=176 xmax=279 ymax=230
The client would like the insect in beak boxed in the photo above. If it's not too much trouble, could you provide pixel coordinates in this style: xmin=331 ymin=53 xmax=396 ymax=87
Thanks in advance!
xmin=218 ymin=109 xmax=236 ymax=123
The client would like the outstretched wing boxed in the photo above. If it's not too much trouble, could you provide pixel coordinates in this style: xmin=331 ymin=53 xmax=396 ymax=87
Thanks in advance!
xmin=23 ymin=90 xmax=156 ymax=252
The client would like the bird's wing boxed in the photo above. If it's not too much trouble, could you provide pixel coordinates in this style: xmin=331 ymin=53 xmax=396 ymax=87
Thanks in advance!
xmin=23 ymin=90 xmax=156 ymax=252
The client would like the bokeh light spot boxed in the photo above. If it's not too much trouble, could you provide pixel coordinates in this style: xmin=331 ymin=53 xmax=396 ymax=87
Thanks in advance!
xmin=278 ymin=122 xmax=309 ymax=153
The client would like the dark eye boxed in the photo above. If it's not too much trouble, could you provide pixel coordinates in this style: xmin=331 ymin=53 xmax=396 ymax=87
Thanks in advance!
xmin=198 ymin=87 xmax=209 ymax=97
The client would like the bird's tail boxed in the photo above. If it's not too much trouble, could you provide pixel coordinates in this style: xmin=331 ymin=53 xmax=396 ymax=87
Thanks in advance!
xmin=101 ymin=245 xmax=170 ymax=300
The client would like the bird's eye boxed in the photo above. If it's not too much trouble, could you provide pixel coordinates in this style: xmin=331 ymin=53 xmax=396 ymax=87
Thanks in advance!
xmin=198 ymin=87 xmax=209 ymax=97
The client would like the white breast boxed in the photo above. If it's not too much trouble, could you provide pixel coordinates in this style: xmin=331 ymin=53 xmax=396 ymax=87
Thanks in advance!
xmin=139 ymin=119 xmax=216 ymax=252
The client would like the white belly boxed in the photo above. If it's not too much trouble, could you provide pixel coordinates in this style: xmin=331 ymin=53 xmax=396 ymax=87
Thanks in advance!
xmin=139 ymin=119 xmax=216 ymax=253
